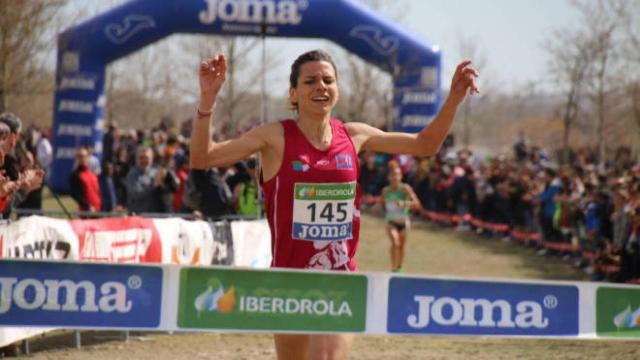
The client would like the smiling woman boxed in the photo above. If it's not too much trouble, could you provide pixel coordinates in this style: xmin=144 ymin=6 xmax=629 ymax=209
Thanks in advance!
xmin=190 ymin=49 xmax=478 ymax=360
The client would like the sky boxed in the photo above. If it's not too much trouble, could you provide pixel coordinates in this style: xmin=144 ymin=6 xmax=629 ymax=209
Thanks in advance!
xmin=63 ymin=0 xmax=583 ymax=94
xmin=263 ymin=0 xmax=582 ymax=93
xmin=401 ymin=0 xmax=581 ymax=92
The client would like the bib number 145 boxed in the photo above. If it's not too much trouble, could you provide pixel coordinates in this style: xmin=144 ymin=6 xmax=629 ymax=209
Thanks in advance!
xmin=292 ymin=182 xmax=356 ymax=242
xmin=306 ymin=202 xmax=348 ymax=223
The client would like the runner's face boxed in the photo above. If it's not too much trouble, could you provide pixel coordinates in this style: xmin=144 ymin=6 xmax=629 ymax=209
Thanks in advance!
xmin=389 ymin=167 xmax=402 ymax=186
xmin=289 ymin=61 xmax=338 ymax=116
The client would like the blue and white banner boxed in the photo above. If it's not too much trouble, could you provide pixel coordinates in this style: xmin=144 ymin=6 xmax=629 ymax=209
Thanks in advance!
xmin=0 ymin=261 xmax=162 ymax=328
xmin=1 ymin=259 xmax=638 ymax=341
xmin=387 ymin=278 xmax=579 ymax=336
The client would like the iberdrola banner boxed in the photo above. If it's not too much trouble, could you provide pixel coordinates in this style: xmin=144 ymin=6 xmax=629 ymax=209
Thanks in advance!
xmin=1 ymin=259 xmax=639 ymax=340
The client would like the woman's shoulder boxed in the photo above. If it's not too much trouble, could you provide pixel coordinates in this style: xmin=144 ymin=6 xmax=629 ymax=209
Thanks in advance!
xmin=248 ymin=120 xmax=286 ymax=137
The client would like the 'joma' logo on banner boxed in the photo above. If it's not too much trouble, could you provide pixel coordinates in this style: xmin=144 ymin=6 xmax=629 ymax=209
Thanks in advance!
xmin=407 ymin=295 xmax=551 ymax=329
xmin=0 ymin=277 xmax=136 ymax=314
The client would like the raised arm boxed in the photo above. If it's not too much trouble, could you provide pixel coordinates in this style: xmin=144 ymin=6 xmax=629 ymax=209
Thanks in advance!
xmin=190 ymin=54 xmax=270 ymax=169
xmin=347 ymin=61 xmax=479 ymax=156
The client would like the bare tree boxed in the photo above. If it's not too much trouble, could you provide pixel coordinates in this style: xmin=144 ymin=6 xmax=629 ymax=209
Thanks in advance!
xmin=544 ymin=26 xmax=592 ymax=165
xmin=0 ymin=0 xmax=64 ymax=113
xmin=181 ymin=34 xmax=280 ymax=139
xmin=573 ymin=0 xmax=624 ymax=166
xmin=106 ymin=40 xmax=190 ymax=130
xmin=619 ymin=0 xmax=640 ymax=154
xmin=456 ymin=33 xmax=489 ymax=149
xmin=338 ymin=53 xmax=392 ymax=127
xmin=337 ymin=0 xmax=408 ymax=128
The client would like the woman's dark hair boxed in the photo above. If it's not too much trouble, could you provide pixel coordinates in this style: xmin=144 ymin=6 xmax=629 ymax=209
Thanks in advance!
xmin=288 ymin=50 xmax=338 ymax=111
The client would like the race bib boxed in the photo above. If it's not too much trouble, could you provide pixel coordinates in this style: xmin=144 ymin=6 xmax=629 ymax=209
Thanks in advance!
xmin=292 ymin=182 xmax=356 ymax=241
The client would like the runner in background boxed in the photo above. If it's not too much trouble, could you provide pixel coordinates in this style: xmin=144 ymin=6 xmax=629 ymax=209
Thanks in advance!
xmin=380 ymin=160 xmax=421 ymax=272
xmin=191 ymin=50 xmax=478 ymax=360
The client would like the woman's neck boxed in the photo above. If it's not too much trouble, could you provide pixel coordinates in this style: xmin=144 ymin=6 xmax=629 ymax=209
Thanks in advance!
xmin=296 ymin=112 xmax=332 ymax=148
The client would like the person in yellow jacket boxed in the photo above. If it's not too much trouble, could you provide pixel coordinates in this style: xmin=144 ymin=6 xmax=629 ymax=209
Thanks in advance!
xmin=233 ymin=158 xmax=261 ymax=217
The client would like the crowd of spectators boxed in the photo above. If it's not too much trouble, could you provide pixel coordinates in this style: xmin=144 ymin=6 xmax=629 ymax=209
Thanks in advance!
xmin=70 ymin=121 xmax=261 ymax=219
xmin=0 ymin=112 xmax=47 ymax=219
xmin=359 ymin=135 xmax=640 ymax=283
xmin=0 ymin=114 xmax=260 ymax=221
xmin=4 ymin=110 xmax=639 ymax=283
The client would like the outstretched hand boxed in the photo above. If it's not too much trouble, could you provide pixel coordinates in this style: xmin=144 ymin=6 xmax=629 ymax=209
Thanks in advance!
xmin=199 ymin=53 xmax=227 ymax=99
xmin=448 ymin=60 xmax=479 ymax=106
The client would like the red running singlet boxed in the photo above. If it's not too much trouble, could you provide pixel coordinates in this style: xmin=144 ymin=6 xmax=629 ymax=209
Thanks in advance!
xmin=261 ymin=119 xmax=361 ymax=271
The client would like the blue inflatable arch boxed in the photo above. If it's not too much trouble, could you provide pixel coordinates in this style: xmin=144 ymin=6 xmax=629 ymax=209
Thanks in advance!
xmin=51 ymin=0 xmax=441 ymax=193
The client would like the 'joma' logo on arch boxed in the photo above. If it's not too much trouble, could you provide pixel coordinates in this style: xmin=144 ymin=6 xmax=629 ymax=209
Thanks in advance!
xmin=199 ymin=0 xmax=303 ymax=25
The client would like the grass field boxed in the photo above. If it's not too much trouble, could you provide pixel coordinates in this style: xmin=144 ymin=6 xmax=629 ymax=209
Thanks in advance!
xmin=40 ymin=187 xmax=77 ymax=218
xmin=20 ymin=211 xmax=640 ymax=359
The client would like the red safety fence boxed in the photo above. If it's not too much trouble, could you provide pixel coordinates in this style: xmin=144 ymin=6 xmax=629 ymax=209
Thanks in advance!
xmin=364 ymin=194 xmax=634 ymax=282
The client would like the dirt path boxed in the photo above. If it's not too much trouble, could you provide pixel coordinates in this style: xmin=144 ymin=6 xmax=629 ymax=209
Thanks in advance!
xmin=21 ymin=214 xmax=640 ymax=359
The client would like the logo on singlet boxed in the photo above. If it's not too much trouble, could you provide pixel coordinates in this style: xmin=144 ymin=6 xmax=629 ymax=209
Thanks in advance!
xmin=335 ymin=154 xmax=353 ymax=169
xmin=292 ymin=160 xmax=309 ymax=172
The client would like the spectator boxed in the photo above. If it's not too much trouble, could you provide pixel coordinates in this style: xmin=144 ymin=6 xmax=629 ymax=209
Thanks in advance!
xmin=225 ymin=161 xmax=250 ymax=193
xmin=513 ymin=131 xmax=528 ymax=163
xmin=69 ymin=147 xmax=101 ymax=214
xmin=125 ymin=146 xmax=178 ymax=214
xmin=155 ymin=157 xmax=180 ymax=213
xmin=99 ymin=161 xmax=117 ymax=212
xmin=0 ymin=112 xmax=44 ymax=218
xmin=14 ymin=151 xmax=43 ymax=215
xmin=537 ymin=167 xmax=561 ymax=252
xmin=102 ymin=121 xmax=117 ymax=164
xmin=182 ymin=168 xmax=232 ymax=219
xmin=359 ymin=151 xmax=388 ymax=197
xmin=35 ymin=128 xmax=53 ymax=173
xmin=113 ymin=145 xmax=130 ymax=207
xmin=172 ymin=154 xmax=189 ymax=212
xmin=233 ymin=158 xmax=261 ymax=217
xmin=87 ymin=146 xmax=101 ymax=176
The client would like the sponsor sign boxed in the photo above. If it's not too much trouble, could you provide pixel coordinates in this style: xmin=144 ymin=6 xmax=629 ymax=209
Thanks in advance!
xmin=0 ymin=260 xmax=162 ymax=328
xmin=58 ymin=99 xmax=93 ymax=114
xmin=69 ymin=217 xmax=162 ymax=263
xmin=57 ymin=124 xmax=93 ymax=137
xmin=177 ymin=268 xmax=367 ymax=332
xmin=55 ymin=147 xmax=77 ymax=160
xmin=401 ymin=91 xmax=437 ymax=105
xmin=104 ymin=15 xmax=156 ymax=45
xmin=597 ymin=287 xmax=640 ymax=338
xmin=0 ymin=216 xmax=76 ymax=260
xmin=199 ymin=0 xmax=304 ymax=26
xmin=349 ymin=25 xmax=399 ymax=56
xmin=387 ymin=278 xmax=579 ymax=336
xmin=58 ymin=74 xmax=97 ymax=91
